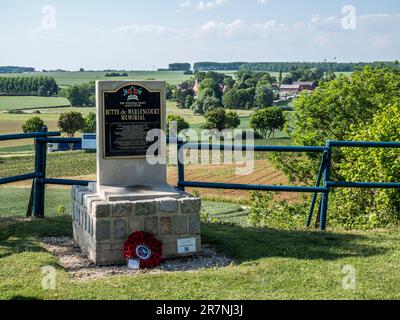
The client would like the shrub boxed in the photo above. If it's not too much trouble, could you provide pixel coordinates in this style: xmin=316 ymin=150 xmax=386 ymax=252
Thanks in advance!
xmin=250 ymin=107 xmax=286 ymax=138
xmin=248 ymin=192 xmax=309 ymax=230
xmin=58 ymin=111 xmax=85 ymax=137
xmin=202 ymin=108 xmax=240 ymax=131
xmin=56 ymin=204 xmax=68 ymax=216
xmin=166 ymin=115 xmax=190 ymax=135
xmin=269 ymin=67 xmax=400 ymax=229
xmin=22 ymin=116 xmax=45 ymax=133
xmin=329 ymin=103 xmax=400 ymax=229
xmin=83 ymin=112 xmax=96 ymax=133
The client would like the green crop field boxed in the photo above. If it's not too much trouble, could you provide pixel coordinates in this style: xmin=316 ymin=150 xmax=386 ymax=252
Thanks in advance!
xmin=0 ymin=96 xmax=70 ymax=111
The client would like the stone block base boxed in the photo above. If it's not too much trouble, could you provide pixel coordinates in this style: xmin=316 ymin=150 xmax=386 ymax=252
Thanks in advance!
xmin=71 ymin=185 xmax=202 ymax=266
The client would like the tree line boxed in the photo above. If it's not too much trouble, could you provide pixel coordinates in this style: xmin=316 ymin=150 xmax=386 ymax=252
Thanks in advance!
xmin=189 ymin=61 xmax=400 ymax=73
xmin=241 ymin=61 xmax=400 ymax=73
xmin=193 ymin=62 xmax=246 ymax=71
xmin=0 ymin=76 xmax=58 ymax=96
xmin=0 ymin=66 xmax=35 ymax=73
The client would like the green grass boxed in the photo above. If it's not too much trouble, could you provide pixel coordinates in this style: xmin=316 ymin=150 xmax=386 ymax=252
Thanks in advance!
xmin=0 ymin=96 xmax=70 ymax=111
xmin=0 ymin=151 xmax=96 ymax=179
xmin=0 ymin=186 xmax=400 ymax=299
xmin=0 ymin=144 xmax=34 ymax=154
xmin=0 ymin=187 xmax=72 ymax=217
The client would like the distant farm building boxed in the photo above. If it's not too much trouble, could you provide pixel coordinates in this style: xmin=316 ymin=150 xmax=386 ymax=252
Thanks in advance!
xmin=278 ymin=81 xmax=317 ymax=99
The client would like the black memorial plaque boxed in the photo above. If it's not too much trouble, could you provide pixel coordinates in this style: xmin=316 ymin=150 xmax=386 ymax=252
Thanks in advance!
xmin=103 ymin=84 xmax=162 ymax=158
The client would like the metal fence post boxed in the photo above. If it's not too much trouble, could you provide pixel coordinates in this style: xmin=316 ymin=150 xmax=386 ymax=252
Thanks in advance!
xmin=320 ymin=142 xmax=332 ymax=230
xmin=307 ymin=153 xmax=326 ymax=227
xmin=32 ymin=126 xmax=47 ymax=218
xmin=40 ymin=126 xmax=48 ymax=217
xmin=177 ymin=138 xmax=185 ymax=191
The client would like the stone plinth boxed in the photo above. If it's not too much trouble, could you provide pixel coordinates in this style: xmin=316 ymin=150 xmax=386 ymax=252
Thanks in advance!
xmin=71 ymin=185 xmax=202 ymax=266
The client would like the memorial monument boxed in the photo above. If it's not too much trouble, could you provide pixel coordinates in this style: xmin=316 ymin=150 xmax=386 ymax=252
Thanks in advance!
xmin=71 ymin=81 xmax=201 ymax=266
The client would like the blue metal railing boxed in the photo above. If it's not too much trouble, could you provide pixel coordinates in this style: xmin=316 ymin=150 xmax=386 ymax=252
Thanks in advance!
xmin=0 ymin=127 xmax=92 ymax=218
xmin=1 ymin=128 xmax=399 ymax=230
xmin=176 ymin=139 xmax=400 ymax=230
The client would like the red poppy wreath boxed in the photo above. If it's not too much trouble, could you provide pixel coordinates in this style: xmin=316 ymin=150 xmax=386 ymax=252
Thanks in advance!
xmin=123 ymin=232 xmax=163 ymax=269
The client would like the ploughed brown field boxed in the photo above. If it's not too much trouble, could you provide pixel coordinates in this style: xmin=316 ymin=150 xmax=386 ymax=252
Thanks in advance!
xmin=4 ymin=160 xmax=299 ymax=203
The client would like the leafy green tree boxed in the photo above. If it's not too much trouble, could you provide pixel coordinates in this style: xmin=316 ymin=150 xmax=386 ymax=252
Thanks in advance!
xmin=199 ymin=78 xmax=223 ymax=100
xmin=223 ymin=87 xmax=255 ymax=110
xmin=22 ymin=116 xmax=45 ymax=133
xmin=222 ymin=89 xmax=241 ymax=109
xmin=225 ymin=111 xmax=241 ymax=129
xmin=83 ymin=112 xmax=96 ymax=133
xmin=269 ymin=66 xmax=400 ymax=229
xmin=191 ymin=88 xmax=220 ymax=114
xmin=0 ymin=76 xmax=58 ymax=96
xmin=166 ymin=83 xmax=175 ymax=100
xmin=331 ymin=104 xmax=400 ymax=229
xmin=37 ymin=85 xmax=47 ymax=97
xmin=223 ymin=76 xmax=235 ymax=90
xmin=184 ymin=95 xmax=194 ymax=109
xmin=282 ymin=75 xmax=294 ymax=84
xmin=58 ymin=111 xmax=85 ymax=138
xmin=255 ymin=84 xmax=274 ymax=108
xmin=250 ymin=107 xmax=286 ymax=138
xmin=278 ymin=70 xmax=283 ymax=85
xmin=65 ymin=86 xmax=82 ymax=107
xmin=173 ymin=80 xmax=194 ymax=109
xmin=63 ymin=82 xmax=95 ymax=107
xmin=202 ymin=108 xmax=240 ymax=131
xmin=167 ymin=115 xmax=190 ymax=134
xmin=202 ymin=96 xmax=221 ymax=114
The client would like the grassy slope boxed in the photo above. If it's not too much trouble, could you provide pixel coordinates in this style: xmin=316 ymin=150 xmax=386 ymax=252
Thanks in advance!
xmin=0 ymin=187 xmax=399 ymax=300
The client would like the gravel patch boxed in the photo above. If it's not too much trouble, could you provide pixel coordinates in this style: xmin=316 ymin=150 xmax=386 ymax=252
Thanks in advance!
xmin=40 ymin=237 xmax=233 ymax=281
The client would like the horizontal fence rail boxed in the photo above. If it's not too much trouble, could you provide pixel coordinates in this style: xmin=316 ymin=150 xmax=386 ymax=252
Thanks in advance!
xmin=328 ymin=140 xmax=400 ymax=148
xmin=0 ymin=132 xmax=60 ymax=141
xmin=1 ymin=127 xmax=399 ymax=230
xmin=0 ymin=173 xmax=38 ymax=185
xmin=179 ymin=181 xmax=329 ymax=193
xmin=181 ymin=143 xmax=328 ymax=153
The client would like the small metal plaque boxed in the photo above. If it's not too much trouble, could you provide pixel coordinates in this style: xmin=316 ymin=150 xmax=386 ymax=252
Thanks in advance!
xmin=177 ymin=238 xmax=197 ymax=254
xmin=127 ymin=259 xmax=140 ymax=270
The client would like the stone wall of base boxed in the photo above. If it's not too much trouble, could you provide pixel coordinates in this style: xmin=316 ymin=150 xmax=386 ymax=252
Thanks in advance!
xmin=71 ymin=186 xmax=202 ymax=266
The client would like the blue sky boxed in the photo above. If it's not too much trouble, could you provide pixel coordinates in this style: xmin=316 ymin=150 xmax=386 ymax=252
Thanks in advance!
xmin=1 ymin=0 xmax=399 ymax=70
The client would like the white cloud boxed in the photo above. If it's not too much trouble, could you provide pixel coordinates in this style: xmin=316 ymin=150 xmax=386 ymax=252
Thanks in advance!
xmin=253 ymin=20 xmax=287 ymax=31
xmin=103 ymin=13 xmax=400 ymax=60
xmin=307 ymin=15 xmax=341 ymax=31
xmin=109 ymin=24 xmax=189 ymax=38
xmin=178 ymin=0 xmax=191 ymax=7
xmin=198 ymin=0 xmax=228 ymax=11
xmin=198 ymin=19 xmax=245 ymax=36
